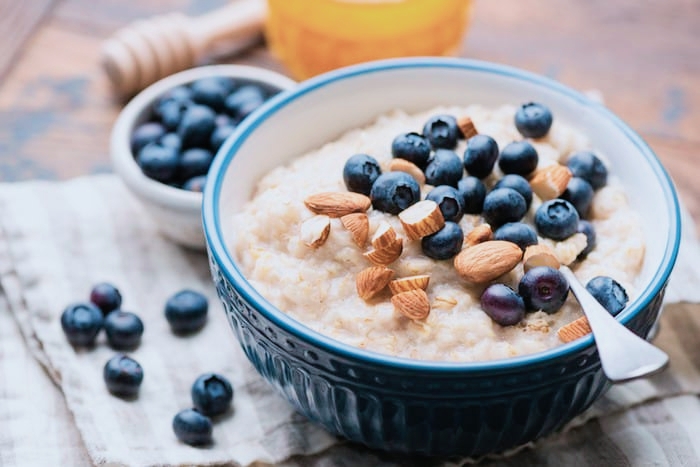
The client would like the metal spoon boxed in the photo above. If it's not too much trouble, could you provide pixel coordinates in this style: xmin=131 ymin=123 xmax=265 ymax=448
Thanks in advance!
xmin=559 ymin=266 xmax=669 ymax=383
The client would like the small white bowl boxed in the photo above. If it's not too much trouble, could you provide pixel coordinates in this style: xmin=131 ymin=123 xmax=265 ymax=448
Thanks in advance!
xmin=110 ymin=65 xmax=296 ymax=249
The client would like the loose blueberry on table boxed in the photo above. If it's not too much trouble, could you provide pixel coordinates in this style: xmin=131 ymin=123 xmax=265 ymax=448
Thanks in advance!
xmin=104 ymin=310 xmax=144 ymax=350
xmin=191 ymin=373 xmax=234 ymax=417
xmin=103 ymin=354 xmax=144 ymax=397
xmin=90 ymin=282 xmax=122 ymax=316
xmin=131 ymin=77 xmax=280 ymax=191
xmin=164 ymin=289 xmax=209 ymax=334
xmin=173 ymin=409 xmax=213 ymax=446
xmin=61 ymin=302 xmax=104 ymax=347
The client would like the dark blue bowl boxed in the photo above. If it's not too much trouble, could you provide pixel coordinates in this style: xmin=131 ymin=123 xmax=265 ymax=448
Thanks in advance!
xmin=203 ymin=58 xmax=680 ymax=457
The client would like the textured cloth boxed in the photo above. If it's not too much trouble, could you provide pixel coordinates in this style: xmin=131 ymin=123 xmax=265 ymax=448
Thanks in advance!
xmin=1 ymin=175 xmax=700 ymax=466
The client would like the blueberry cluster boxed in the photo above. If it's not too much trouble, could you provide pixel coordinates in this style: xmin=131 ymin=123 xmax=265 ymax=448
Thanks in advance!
xmin=172 ymin=373 xmax=234 ymax=446
xmin=342 ymin=102 xmax=628 ymax=326
xmin=61 ymin=284 xmax=210 ymax=402
xmin=131 ymin=77 xmax=281 ymax=191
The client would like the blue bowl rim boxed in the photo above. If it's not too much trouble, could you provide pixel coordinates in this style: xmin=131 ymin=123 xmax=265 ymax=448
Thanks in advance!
xmin=203 ymin=57 xmax=681 ymax=374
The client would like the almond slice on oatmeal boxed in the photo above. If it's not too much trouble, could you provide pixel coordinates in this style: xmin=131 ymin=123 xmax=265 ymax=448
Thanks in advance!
xmin=356 ymin=266 xmax=394 ymax=300
xmin=364 ymin=237 xmax=403 ymax=265
xmin=523 ymin=244 xmax=560 ymax=271
xmin=529 ymin=164 xmax=572 ymax=200
xmin=398 ymin=200 xmax=445 ymax=240
xmin=300 ymin=215 xmax=331 ymax=248
xmin=453 ymin=240 xmax=523 ymax=284
xmin=304 ymin=192 xmax=371 ymax=217
xmin=392 ymin=289 xmax=430 ymax=320
xmin=388 ymin=275 xmax=430 ymax=295
xmin=465 ymin=224 xmax=493 ymax=247
xmin=371 ymin=221 xmax=398 ymax=250
xmin=340 ymin=213 xmax=369 ymax=248
xmin=457 ymin=116 xmax=478 ymax=139
xmin=388 ymin=158 xmax=426 ymax=184
xmin=557 ymin=316 xmax=591 ymax=343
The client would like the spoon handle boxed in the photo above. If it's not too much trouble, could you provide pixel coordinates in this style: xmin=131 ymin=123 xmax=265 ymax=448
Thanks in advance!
xmin=559 ymin=266 xmax=669 ymax=383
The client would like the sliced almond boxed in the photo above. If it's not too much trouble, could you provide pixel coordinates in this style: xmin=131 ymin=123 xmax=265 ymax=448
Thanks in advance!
xmin=529 ymin=164 xmax=572 ymax=200
xmin=392 ymin=289 xmax=430 ymax=320
xmin=465 ymin=224 xmax=493 ymax=247
xmin=356 ymin=266 xmax=395 ymax=300
xmin=557 ymin=316 xmax=591 ymax=343
xmin=388 ymin=275 xmax=430 ymax=295
xmin=523 ymin=244 xmax=560 ymax=271
xmin=453 ymin=240 xmax=523 ymax=284
xmin=398 ymin=200 xmax=445 ymax=240
xmin=388 ymin=158 xmax=426 ymax=184
xmin=340 ymin=213 xmax=369 ymax=248
xmin=304 ymin=192 xmax=371 ymax=217
xmin=364 ymin=237 xmax=403 ymax=265
xmin=300 ymin=215 xmax=331 ymax=248
xmin=371 ymin=221 xmax=398 ymax=250
xmin=457 ymin=116 xmax=478 ymax=139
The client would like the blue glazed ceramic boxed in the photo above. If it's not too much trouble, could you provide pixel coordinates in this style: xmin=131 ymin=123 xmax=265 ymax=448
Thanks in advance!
xmin=202 ymin=58 xmax=680 ymax=457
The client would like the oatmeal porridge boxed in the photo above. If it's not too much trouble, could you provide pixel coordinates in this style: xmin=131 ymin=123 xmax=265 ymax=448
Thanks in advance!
xmin=228 ymin=104 xmax=645 ymax=362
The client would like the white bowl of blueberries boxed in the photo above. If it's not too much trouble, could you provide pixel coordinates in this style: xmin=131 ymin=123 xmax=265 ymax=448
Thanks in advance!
xmin=111 ymin=65 xmax=296 ymax=249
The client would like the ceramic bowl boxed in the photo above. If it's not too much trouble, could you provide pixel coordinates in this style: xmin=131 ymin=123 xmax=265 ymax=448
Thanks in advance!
xmin=202 ymin=58 xmax=680 ymax=456
xmin=110 ymin=65 xmax=295 ymax=249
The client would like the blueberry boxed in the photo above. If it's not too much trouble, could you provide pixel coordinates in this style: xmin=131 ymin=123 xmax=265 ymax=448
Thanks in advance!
xmin=535 ymin=199 xmax=580 ymax=240
xmin=576 ymin=220 xmax=597 ymax=260
xmin=514 ymin=102 xmax=553 ymax=138
xmin=457 ymin=176 xmax=486 ymax=214
xmin=370 ymin=172 xmax=420 ymax=214
xmin=422 ymin=114 xmax=459 ymax=149
xmin=424 ymin=149 xmax=463 ymax=187
xmin=518 ymin=266 xmax=569 ymax=314
xmin=178 ymin=104 xmax=217 ymax=149
xmin=61 ymin=302 xmax=104 ymax=347
xmin=172 ymin=409 xmax=213 ymax=446
xmin=136 ymin=143 xmax=179 ymax=183
xmin=494 ymin=174 xmax=533 ymax=209
xmin=157 ymin=100 xmax=190 ymax=131
xmin=165 ymin=290 xmax=208 ymax=334
xmin=224 ymin=84 xmax=266 ymax=120
xmin=391 ymin=132 xmax=431 ymax=169
xmin=482 ymin=188 xmax=527 ymax=228
xmin=160 ymin=133 xmax=182 ymax=151
xmin=191 ymin=373 xmax=234 ymax=416
xmin=494 ymin=222 xmax=538 ymax=251
xmin=89 ymin=282 xmax=122 ymax=316
xmin=215 ymin=113 xmax=233 ymax=127
xmin=499 ymin=141 xmax=539 ymax=176
xmin=190 ymin=77 xmax=229 ymax=111
xmin=426 ymin=185 xmax=463 ymax=223
xmin=463 ymin=135 xmax=499 ymax=178
xmin=421 ymin=221 xmax=464 ymax=260
xmin=156 ymin=85 xmax=193 ymax=107
xmin=561 ymin=177 xmax=594 ymax=218
xmin=131 ymin=122 xmax=166 ymax=154
xmin=103 ymin=354 xmax=144 ymax=397
xmin=210 ymin=124 xmax=236 ymax=153
xmin=104 ymin=311 xmax=144 ymax=350
xmin=585 ymin=276 xmax=629 ymax=316
xmin=480 ymin=284 xmax=526 ymax=326
xmin=178 ymin=148 xmax=213 ymax=181
xmin=183 ymin=175 xmax=207 ymax=193
xmin=342 ymin=154 xmax=382 ymax=196
xmin=567 ymin=151 xmax=608 ymax=189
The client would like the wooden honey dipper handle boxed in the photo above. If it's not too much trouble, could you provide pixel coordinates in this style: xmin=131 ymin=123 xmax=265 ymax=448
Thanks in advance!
xmin=101 ymin=0 xmax=266 ymax=97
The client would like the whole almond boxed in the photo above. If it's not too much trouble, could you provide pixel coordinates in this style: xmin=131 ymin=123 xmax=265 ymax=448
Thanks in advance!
xmin=364 ymin=237 xmax=403 ymax=265
xmin=557 ymin=316 xmax=591 ymax=343
xmin=523 ymin=244 xmax=560 ymax=271
xmin=356 ymin=266 xmax=395 ymax=300
xmin=388 ymin=275 xmax=430 ymax=295
xmin=340 ymin=213 xmax=369 ymax=248
xmin=453 ymin=240 xmax=523 ymax=283
xmin=392 ymin=289 xmax=430 ymax=320
xmin=457 ymin=115 xmax=478 ymax=139
xmin=300 ymin=215 xmax=331 ymax=248
xmin=398 ymin=200 xmax=445 ymax=240
xmin=529 ymin=164 xmax=572 ymax=200
xmin=304 ymin=192 xmax=371 ymax=217
xmin=465 ymin=224 xmax=493 ymax=247
xmin=371 ymin=221 xmax=398 ymax=250
xmin=388 ymin=158 xmax=426 ymax=184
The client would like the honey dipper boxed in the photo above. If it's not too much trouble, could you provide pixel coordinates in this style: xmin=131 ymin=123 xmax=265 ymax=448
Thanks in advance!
xmin=101 ymin=0 xmax=266 ymax=96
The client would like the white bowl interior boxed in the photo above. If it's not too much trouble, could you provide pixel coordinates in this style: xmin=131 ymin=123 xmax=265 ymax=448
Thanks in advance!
xmin=217 ymin=63 xmax=674 ymax=309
